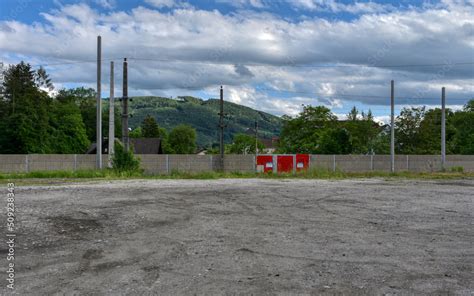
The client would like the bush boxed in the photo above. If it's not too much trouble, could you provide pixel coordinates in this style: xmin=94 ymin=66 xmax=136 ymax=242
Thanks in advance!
xmin=111 ymin=142 xmax=141 ymax=174
xmin=450 ymin=166 xmax=464 ymax=173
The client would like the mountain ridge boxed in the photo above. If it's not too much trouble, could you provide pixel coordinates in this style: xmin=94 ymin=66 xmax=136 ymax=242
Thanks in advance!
xmin=126 ymin=96 xmax=283 ymax=147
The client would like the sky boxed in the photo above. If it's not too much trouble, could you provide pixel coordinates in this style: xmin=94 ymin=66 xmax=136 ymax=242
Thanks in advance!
xmin=0 ymin=0 xmax=473 ymax=123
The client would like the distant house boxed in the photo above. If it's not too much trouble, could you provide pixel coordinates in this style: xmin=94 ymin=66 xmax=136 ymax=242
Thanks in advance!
xmin=86 ymin=138 xmax=163 ymax=154
xmin=260 ymin=136 xmax=279 ymax=154
xmin=130 ymin=138 xmax=163 ymax=154
xmin=196 ymin=148 xmax=208 ymax=155
xmin=244 ymin=128 xmax=279 ymax=154
xmin=85 ymin=139 xmax=110 ymax=154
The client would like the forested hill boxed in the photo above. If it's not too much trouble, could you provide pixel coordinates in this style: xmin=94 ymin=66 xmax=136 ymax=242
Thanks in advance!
xmin=127 ymin=96 xmax=283 ymax=147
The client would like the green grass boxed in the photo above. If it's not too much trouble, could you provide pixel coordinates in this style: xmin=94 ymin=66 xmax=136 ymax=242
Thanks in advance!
xmin=0 ymin=167 xmax=473 ymax=184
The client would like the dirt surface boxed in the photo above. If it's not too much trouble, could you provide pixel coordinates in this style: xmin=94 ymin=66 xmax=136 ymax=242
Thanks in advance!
xmin=1 ymin=178 xmax=473 ymax=295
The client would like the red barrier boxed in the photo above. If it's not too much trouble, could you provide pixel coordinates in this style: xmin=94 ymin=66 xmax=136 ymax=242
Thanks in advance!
xmin=277 ymin=155 xmax=293 ymax=173
xmin=257 ymin=154 xmax=310 ymax=173
xmin=256 ymin=155 xmax=274 ymax=173
xmin=296 ymin=154 xmax=310 ymax=171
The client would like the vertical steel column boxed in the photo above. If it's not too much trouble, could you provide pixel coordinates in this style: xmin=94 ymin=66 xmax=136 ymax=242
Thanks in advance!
xmin=390 ymin=80 xmax=395 ymax=173
xmin=96 ymin=36 xmax=102 ymax=169
xmin=441 ymin=87 xmax=446 ymax=170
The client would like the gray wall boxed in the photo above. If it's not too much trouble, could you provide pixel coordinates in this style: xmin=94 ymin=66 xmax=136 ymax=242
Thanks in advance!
xmin=0 ymin=154 xmax=473 ymax=174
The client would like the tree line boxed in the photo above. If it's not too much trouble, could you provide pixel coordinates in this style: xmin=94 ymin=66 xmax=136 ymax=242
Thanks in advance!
xmin=1 ymin=61 xmax=472 ymax=155
xmin=277 ymin=102 xmax=474 ymax=155
xmin=0 ymin=62 xmax=198 ymax=154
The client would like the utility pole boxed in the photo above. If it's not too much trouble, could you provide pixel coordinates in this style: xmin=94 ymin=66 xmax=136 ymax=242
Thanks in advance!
xmin=96 ymin=35 xmax=102 ymax=169
xmin=122 ymin=58 xmax=129 ymax=151
xmin=219 ymin=86 xmax=225 ymax=171
xmin=390 ymin=80 xmax=395 ymax=173
xmin=255 ymin=120 xmax=258 ymax=156
xmin=441 ymin=87 xmax=446 ymax=170
xmin=108 ymin=61 xmax=115 ymax=168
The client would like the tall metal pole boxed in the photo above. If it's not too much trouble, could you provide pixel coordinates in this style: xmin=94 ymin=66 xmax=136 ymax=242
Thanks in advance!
xmin=122 ymin=58 xmax=129 ymax=151
xmin=255 ymin=120 xmax=258 ymax=171
xmin=108 ymin=61 xmax=115 ymax=168
xmin=96 ymin=36 xmax=102 ymax=169
xmin=255 ymin=120 xmax=258 ymax=155
xmin=390 ymin=80 xmax=395 ymax=173
xmin=441 ymin=87 xmax=446 ymax=169
xmin=219 ymin=86 xmax=224 ymax=171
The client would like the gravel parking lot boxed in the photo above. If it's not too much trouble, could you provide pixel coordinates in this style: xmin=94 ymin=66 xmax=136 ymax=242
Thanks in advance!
xmin=1 ymin=178 xmax=473 ymax=295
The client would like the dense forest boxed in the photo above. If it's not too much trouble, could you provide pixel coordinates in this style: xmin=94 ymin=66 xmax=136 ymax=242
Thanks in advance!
xmin=0 ymin=61 xmax=472 ymax=155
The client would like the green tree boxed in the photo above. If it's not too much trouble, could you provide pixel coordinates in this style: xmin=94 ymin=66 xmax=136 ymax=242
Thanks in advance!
xmin=278 ymin=105 xmax=337 ymax=153
xmin=129 ymin=127 xmax=142 ymax=138
xmin=56 ymin=87 xmax=122 ymax=143
xmin=141 ymin=115 xmax=161 ymax=138
xmin=451 ymin=100 xmax=474 ymax=154
xmin=347 ymin=106 xmax=359 ymax=121
xmin=48 ymin=100 xmax=90 ymax=153
xmin=229 ymin=133 xmax=264 ymax=154
xmin=169 ymin=124 xmax=197 ymax=154
xmin=318 ymin=128 xmax=352 ymax=154
xmin=342 ymin=108 xmax=380 ymax=154
xmin=0 ymin=62 xmax=52 ymax=153
xmin=395 ymin=107 xmax=425 ymax=154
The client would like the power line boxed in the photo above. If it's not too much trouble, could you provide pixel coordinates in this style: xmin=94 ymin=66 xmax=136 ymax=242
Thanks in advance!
xmin=126 ymin=57 xmax=474 ymax=69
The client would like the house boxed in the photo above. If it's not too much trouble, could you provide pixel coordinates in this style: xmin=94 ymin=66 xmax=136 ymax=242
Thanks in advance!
xmin=86 ymin=138 xmax=163 ymax=154
xmin=260 ymin=136 xmax=279 ymax=154
xmin=130 ymin=138 xmax=163 ymax=154
xmin=244 ymin=128 xmax=279 ymax=154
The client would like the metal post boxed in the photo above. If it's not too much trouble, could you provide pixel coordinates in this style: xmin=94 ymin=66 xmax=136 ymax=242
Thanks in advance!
xmin=74 ymin=154 xmax=77 ymax=171
xmin=390 ymin=80 xmax=395 ymax=173
xmin=122 ymin=58 xmax=129 ymax=152
xmin=219 ymin=86 xmax=224 ymax=171
xmin=333 ymin=154 xmax=336 ymax=172
xmin=441 ymin=87 xmax=446 ymax=170
xmin=255 ymin=120 xmax=258 ymax=171
xmin=108 ymin=61 xmax=115 ymax=168
xmin=292 ymin=154 xmax=296 ymax=174
xmin=25 ymin=155 xmax=29 ymax=173
xmin=166 ymin=154 xmax=170 ymax=174
xmin=96 ymin=35 xmax=102 ymax=169
xmin=370 ymin=154 xmax=374 ymax=171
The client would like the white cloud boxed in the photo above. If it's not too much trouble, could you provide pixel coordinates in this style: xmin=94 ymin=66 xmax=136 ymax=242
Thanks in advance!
xmin=0 ymin=2 xmax=472 ymax=116
xmin=95 ymin=0 xmax=116 ymax=9
xmin=290 ymin=0 xmax=394 ymax=14
xmin=144 ymin=0 xmax=178 ymax=8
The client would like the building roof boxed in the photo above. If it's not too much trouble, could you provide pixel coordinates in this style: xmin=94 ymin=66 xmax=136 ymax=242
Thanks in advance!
xmin=130 ymin=138 xmax=163 ymax=154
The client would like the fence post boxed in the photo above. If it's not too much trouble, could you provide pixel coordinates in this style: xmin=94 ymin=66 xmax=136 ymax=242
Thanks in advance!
xmin=210 ymin=155 xmax=213 ymax=171
xmin=25 ymin=155 xmax=29 ymax=173
xmin=74 ymin=154 xmax=77 ymax=172
xmin=292 ymin=154 xmax=296 ymax=174
xmin=333 ymin=155 xmax=336 ymax=172
xmin=166 ymin=154 xmax=170 ymax=174
xmin=406 ymin=155 xmax=409 ymax=171
xmin=273 ymin=155 xmax=277 ymax=174
xmin=370 ymin=154 xmax=374 ymax=171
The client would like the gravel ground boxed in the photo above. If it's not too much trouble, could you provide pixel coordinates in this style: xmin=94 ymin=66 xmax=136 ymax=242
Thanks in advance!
xmin=1 ymin=178 xmax=473 ymax=295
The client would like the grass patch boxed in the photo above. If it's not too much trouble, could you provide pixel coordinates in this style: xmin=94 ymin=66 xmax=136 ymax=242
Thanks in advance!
xmin=0 ymin=167 xmax=473 ymax=184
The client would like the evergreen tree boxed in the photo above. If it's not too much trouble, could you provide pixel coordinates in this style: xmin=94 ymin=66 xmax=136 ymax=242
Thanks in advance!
xmin=141 ymin=115 xmax=161 ymax=138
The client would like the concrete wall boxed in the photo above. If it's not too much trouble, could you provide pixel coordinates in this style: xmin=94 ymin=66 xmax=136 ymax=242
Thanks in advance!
xmin=0 ymin=154 xmax=473 ymax=174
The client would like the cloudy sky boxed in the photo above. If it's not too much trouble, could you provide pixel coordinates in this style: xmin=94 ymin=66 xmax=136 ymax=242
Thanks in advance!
xmin=0 ymin=0 xmax=473 ymax=121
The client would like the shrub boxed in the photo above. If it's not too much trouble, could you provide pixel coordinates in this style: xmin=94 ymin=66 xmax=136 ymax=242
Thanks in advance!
xmin=450 ymin=166 xmax=464 ymax=173
xmin=111 ymin=142 xmax=141 ymax=174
